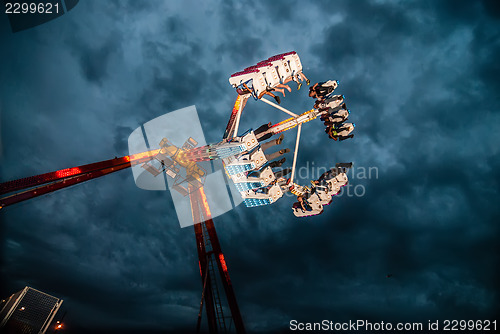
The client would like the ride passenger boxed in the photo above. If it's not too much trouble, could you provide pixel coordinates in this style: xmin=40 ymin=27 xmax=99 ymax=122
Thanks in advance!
xmin=283 ymin=72 xmax=310 ymax=90
xmin=325 ymin=122 xmax=355 ymax=141
xmin=297 ymin=195 xmax=313 ymax=211
xmin=309 ymin=80 xmax=339 ymax=100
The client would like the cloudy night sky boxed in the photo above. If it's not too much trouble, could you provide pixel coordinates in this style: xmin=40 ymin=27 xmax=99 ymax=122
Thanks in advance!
xmin=1 ymin=0 xmax=499 ymax=333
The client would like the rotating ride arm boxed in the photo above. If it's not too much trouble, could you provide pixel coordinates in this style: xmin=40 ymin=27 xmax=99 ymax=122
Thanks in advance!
xmin=0 ymin=150 xmax=159 ymax=209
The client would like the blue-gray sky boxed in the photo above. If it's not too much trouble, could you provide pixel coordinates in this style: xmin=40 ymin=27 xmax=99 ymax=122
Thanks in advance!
xmin=1 ymin=1 xmax=499 ymax=333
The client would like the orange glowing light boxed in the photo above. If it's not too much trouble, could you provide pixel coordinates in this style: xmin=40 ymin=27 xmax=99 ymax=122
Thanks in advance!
xmin=198 ymin=187 xmax=212 ymax=217
xmin=219 ymin=254 xmax=228 ymax=273
xmin=232 ymin=95 xmax=242 ymax=115
xmin=127 ymin=149 xmax=160 ymax=164
xmin=271 ymin=109 xmax=316 ymax=133
xmin=55 ymin=167 xmax=81 ymax=178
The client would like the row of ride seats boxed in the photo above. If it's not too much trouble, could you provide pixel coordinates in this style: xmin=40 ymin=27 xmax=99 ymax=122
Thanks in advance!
xmin=229 ymin=51 xmax=304 ymax=100
xmin=221 ymin=130 xmax=284 ymax=207
xmin=314 ymin=90 xmax=355 ymax=140
xmin=292 ymin=165 xmax=351 ymax=217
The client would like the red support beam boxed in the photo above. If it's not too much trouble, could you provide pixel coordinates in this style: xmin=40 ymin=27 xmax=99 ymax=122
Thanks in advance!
xmin=191 ymin=186 xmax=219 ymax=333
xmin=0 ymin=150 xmax=159 ymax=208
xmin=192 ymin=187 xmax=246 ymax=334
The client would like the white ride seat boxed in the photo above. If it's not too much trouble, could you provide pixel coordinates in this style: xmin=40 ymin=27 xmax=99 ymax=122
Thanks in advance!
xmin=269 ymin=57 xmax=292 ymax=83
xmin=333 ymin=123 xmax=354 ymax=137
xmin=251 ymin=65 xmax=269 ymax=98
xmin=223 ymin=148 xmax=267 ymax=175
xmin=321 ymin=80 xmax=339 ymax=91
xmin=317 ymin=95 xmax=344 ymax=110
xmin=314 ymin=186 xmax=332 ymax=205
xmin=243 ymin=184 xmax=283 ymax=202
xmin=332 ymin=172 xmax=349 ymax=187
xmin=284 ymin=52 xmax=302 ymax=75
xmin=283 ymin=52 xmax=303 ymax=80
xmin=292 ymin=192 xmax=324 ymax=217
xmin=229 ymin=70 xmax=257 ymax=88
xmin=262 ymin=63 xmax=281 ymax=89
xmin=328 ymin=109 xmax=349 ymax=123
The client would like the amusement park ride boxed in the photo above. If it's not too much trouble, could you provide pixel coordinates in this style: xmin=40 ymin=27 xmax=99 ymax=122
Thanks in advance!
xmin=0 ymin=51 xmax=355 ymax=333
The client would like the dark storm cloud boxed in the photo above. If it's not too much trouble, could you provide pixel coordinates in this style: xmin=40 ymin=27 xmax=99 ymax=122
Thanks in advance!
xmin=1 ymin=0 xmax=499 ymax=333
xmin=215 ymin=36 xmax=263 ymax=66
xmin=72 ymin=31 xmax=123 ymax=84
xmin=482 ymin=0 xmax=500 ymax=19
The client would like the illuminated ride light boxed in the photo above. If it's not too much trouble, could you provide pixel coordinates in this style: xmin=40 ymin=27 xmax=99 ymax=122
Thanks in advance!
xmin=219 ymin=253 xmax=228 ymax=273
xmin=55 ymin=167 xmax=81 ymax=178
xmin=126 ymin=149 xmax=160 ymax=164
xmin=234 ymin=182 xmax=263 ymax=192
xmin=271 ymin=109 xmax=316 ymax=134
xmin=225 ymin=164 xmax=255 ymax=175
xmin=244 ymin=198 xmax=271 ymax=207
xmin=198 ymin=187 xmax=212 ymax=218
